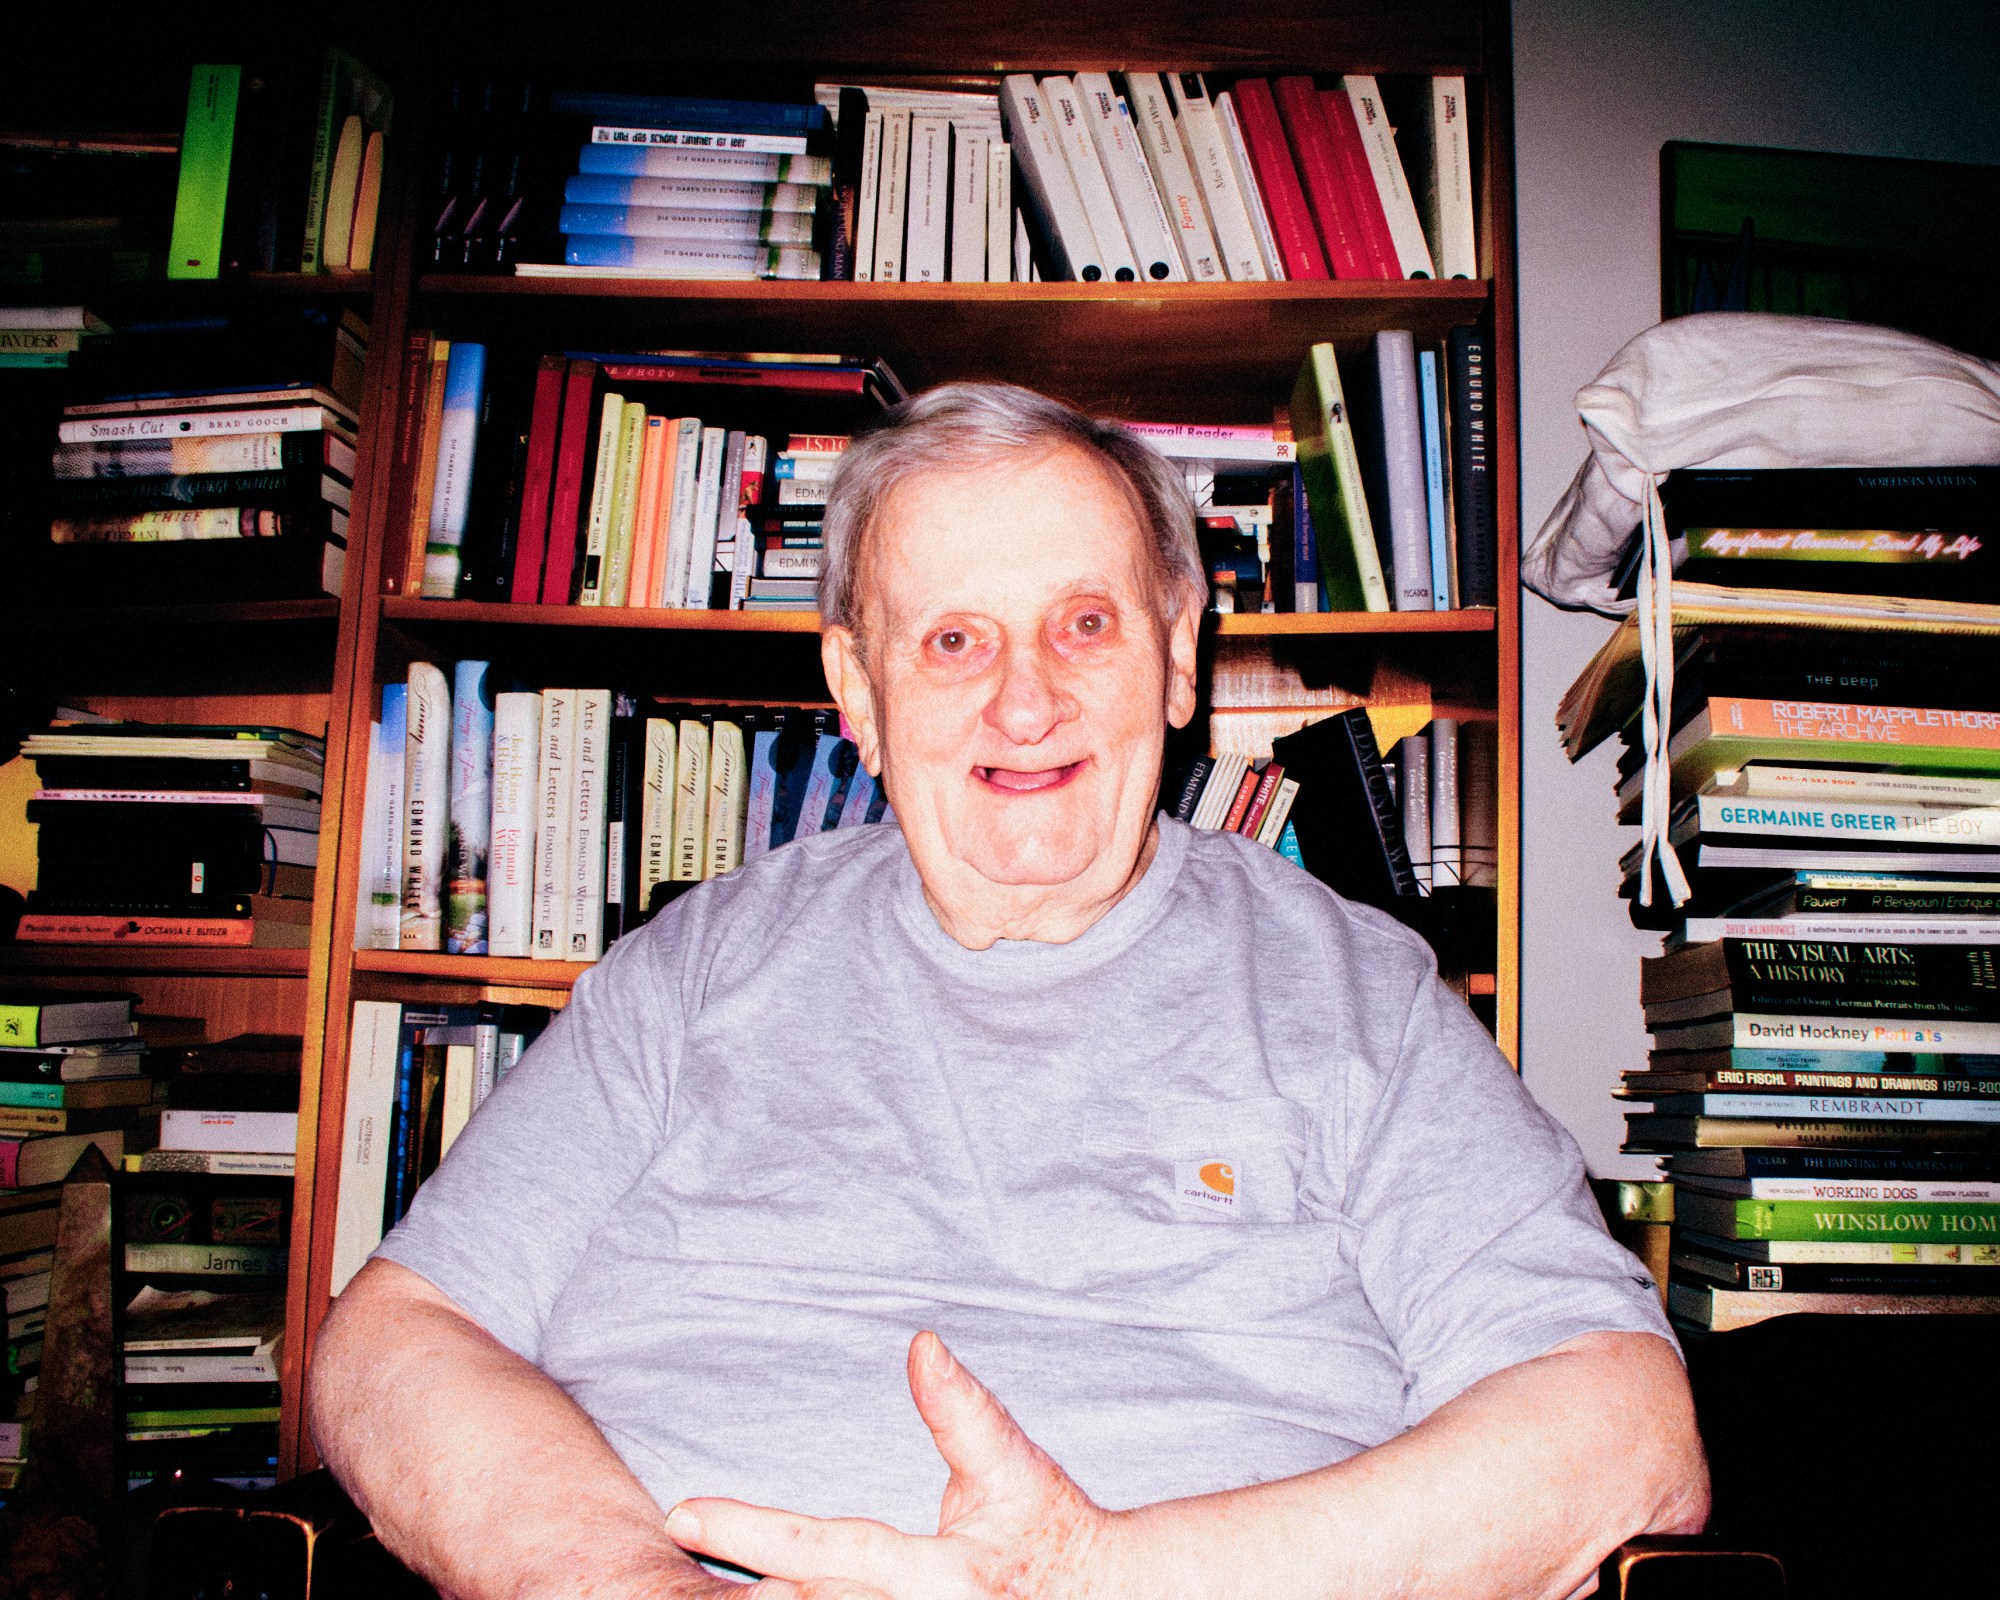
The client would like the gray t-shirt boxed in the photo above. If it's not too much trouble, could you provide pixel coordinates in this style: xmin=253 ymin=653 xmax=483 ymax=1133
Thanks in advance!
xmin=379 ymin=817 xmax=1668 ymax=1530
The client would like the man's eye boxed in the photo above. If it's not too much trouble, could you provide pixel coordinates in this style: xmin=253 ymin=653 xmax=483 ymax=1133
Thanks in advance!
xmin=1075 ymin=612 xmax=1107 ymax=636
xmin=935 ymin=629 xmax=968 ymax=654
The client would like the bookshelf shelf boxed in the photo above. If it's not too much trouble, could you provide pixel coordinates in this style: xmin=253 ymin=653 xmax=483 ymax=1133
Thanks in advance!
xmin=353 ymin=951 xmax=582 ymax=991
xmin=0 ymin=945 xmax=310 ymax=977
xmin=29 ymin=599 xmax=342 ymax=630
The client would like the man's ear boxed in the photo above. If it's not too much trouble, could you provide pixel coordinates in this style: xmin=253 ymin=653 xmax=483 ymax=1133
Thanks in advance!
xmin=822 ymin=625 xmax=884 ymax=776
xmin=1164 ymin=583 xmax=1202 ymax=730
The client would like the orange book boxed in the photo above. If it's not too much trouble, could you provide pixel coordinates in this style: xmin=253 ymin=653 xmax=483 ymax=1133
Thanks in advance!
xmin=625 ymin=416 xmax=676 ymax=609
xmin=1220 ymin=765 xmax=1262 ymax=833
xmin=403 ymin=339 xmax=453 ymax=596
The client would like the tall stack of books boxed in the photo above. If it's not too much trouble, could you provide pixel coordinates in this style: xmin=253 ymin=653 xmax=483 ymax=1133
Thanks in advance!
xmin=1560 ymin=466 xmax=2000 ymax=1334
xmin=15 ymin=724 xmax=324 ymax=950
xmin=354 ymin=671 xmax=900 ymax=958
xmin=0 ymin=306 xmax=111 ymax=372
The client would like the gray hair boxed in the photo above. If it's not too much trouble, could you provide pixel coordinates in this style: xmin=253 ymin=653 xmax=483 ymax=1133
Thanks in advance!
xmin=817 ymin=381 xmax=1205 ymax=635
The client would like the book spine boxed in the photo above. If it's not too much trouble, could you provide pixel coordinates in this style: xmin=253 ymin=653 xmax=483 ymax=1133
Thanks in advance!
xmin=1257 ymin=776 xmax=1301 ymax=847
xmin=445 ymin=662 xmax=494 ymax=954
xmin=1341 ymin=76 xmax=1437 ymax=278
xmin=1446 ymin=325 xmax=1496 ymax=607
xmin=949 ymin=126 xmax=988 ymax=281
xmin=423 ymin=343 xmax=488 ymax=599
xmin=999 ymin=76 xmax=1101 ymax=280
xmin=872 ymin=109 xmax=911 ymax=281
xmin=167 ymin=64 xmax=240 ymax=281
xmin=576 ymin=391 xmax=628 ymax=607
xmin=1191 ymin=752 xmax=1249 ymax=831
xmin=1123 ymin=72 xmax=1223 ymax=281
xmin=1075 ymin=74 xmax=1180 ymax=281
xmin=15 ymin=914 xmax=256 ymax=947
xmin=1704 ymin=1195 xmax=2000 ymax=1242
xmin=852 ymin=111 xmax=885 ymax=281
xmin=573 ymin=147 xmax=829 ymax=181
xmin=1401 ymin=728 xmax=1434 ymax=890
xmin=509 ymin=354 xmax=568 ymax=604
xmin=1170 ymin=755 xmax=1215 ymax=822
xmin=829 ymin=87 xmax=868 ymax=281
xmin=540 ymin=360 xmax=598 ymax=603
xmin=1375 ymin=332 xmax=1432 ymax=610
xmin=567 ymin=172 xmax=823 ymax=213
xmin=51 ymin=508 xmax=278 ymax=544
xmin=602 ymin=706 xmax=634 ymax=942
xmin=671 ymin=720 xmax=711 ymax=880
xmin=1170 ymin=75 xmax=1266 ymax=281
xmin=404 ymin=341 xmax=453 ymax=596
xmin=399 ymin=665 xmax=452 ymax=950
xmin=368 ymin=687 xmax=407 ymax=949
xmin=556 ymin=204 xmax=817 ymax=245
xmin=1424 ymin=76 xmax=1478 ymax=278
xmin=301 ymin=50 xmax=342 ymax=273
xmin=56 ymin=406 xmax=346 ymax=444
xmin=531 ymin=691 xmax=577 ymax=960
xmin=639 ymin=719 xmax=677 ymax=910
xmin=561 ymin=236 xmax=820 ymax=277
xmin=321 ymin=114 xmax=365 ymax=266
xmin=487 ymin=693 xmax=542 ymax=958
xmin=1213 ymin=91 xmax=1291 ymax=281
xmin=1290 ymin=343 xmax=1388 ymax=612
xmin=583 ymin=128 xmax=815 ymax=159
xmin=1219 ymin=765 xmax=1262 ymax=833
xmin=985 ymin=138 xmax=1012 ymax=282
xmin=1725 ymin=1015 xmax=2000 ymax=1053
xmin=1261 ymin=76 xmax=1368 ymax=280
xmin=1318 ymin=86 xmax=1402 ymax=278
xmin=159 ymin=1108 xmax=297 ymax=1153
xmin=1239 ymin=762 xmax=1285 ymax=837
xmin=1429 ymin=719 xmax=1462 ymax=887
xmin=1417 ymin=348 xmax=1453 ymax=609
xmin=681 ymin=427 xmax=727 ymax=607
xmin=566 ymin=690 xmax=610 ymax=962
xmin=660 ymin=417 xmax=705 ymax=609
xmin=705 ymin=719 xmax=748 ymax=877
xmin=903 ymin=115 xmax=951 ymax=282
xmin=1706 ymin=697 xmax=2000 ymax=755
xmin=329 ymin=1000 xmax=401 ymax=1292
xmin=348 ymin=128 xmax=385 ymax=270
xmin=1042 ymin=76 xmax=1140 ymax=282
xmin=625 ymin=415 xmax=673 ymax=609
xmin=600 ymin=401 xmax=649 ymax=606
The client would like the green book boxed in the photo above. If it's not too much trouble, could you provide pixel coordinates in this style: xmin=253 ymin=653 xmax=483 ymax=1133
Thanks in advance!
xmin=1289 ymin=343 xmax=1389 ymax=613
xmin=1678 ymin=1189 xmax=2000 ymax=1242
xmin=167 ymin=64 xmax=241 ymax=280
xmin=126 ymin=1405 xmax=281 ymax=1429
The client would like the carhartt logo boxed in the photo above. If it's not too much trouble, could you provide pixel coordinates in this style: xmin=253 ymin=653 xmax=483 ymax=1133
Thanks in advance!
xmin=1174 ymin=1158 xmax=1238 ymax=1215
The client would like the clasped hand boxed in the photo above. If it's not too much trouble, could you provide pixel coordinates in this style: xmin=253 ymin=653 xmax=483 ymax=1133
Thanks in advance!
xmin=663 ymin=1331 xmax=1123 ymax=1599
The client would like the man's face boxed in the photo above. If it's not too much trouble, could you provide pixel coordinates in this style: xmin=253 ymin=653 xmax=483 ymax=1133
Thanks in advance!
xmin=827 ymin=445 xmax=1198 ymax=935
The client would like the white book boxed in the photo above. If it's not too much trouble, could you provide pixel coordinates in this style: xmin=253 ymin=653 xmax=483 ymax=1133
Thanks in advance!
xmin=1039 ymin=76 xmax=1140 ymax=282
xmin=328 ymin=1000 xmax=401 ymax=1295
xmin=577 ymin=391 xmax=626 ymax=606
xmin=671 ymin=719 xmax=710 ymax=881
xmin=814 ymin=83 xmax=1002 ymax=135
xmin=55 ymin=405 xmax=351 ymax=444
xmin=1341 ymin=76 xmax=1438 ymax=279
xmin=487 ymin=692 xmax=543 ymax=958
xmin=566 ymin=690 xmax=611 ymax=962
xmin=852 ymin=110 xmax=886 ymax=282
xmin=1191 ymin=751 xmax=1251 ymax=831
xmin=1074 ymin=74 xmax=1181 ymax=282
xmin=872 ymin=109 xmax=912 ymax=281
xmin=658 ymin=416 xmax=704 ymax=607
xmin=1214 ymin=92 xmax=1285 ymax=281
xmin=1375 ymin=332 xmax=1432 ymax=609
xmin=584 ymin=127 xmax=813 ymax=158
xmin=531 ymin=690 xmax=577 ymax=961
xmin=160 ymin=1109 xmax=298 ymax=1155
xmin=1256 ymin=776 xmax=1301 ymax=848
xmin=1677 ymin=916 xmax=2000 ymax=946
xmin=904 ymin=115 xmax=951 ymax=282
xmin=1718 ymin=767 xmax=2000 ymax=808
xmin=353 ymin=717 xmax=388 ymax=951
xmin=950 ymin=127 xmax=989 ymax=281
xmin=705 ymin=719 xmax=748 ymax=878
xmin=1122 ymin=72 xmax=1223 ymax=281
xmin=998 ymin=75 xmax=1103 ymax=281
xmin=986 ymin=141 xmax=1013 ymax=281
xmin=370 ymin=698 xmax=403 ymax=949
xmin=1166 ymin=74 xmax=1266 ymax=281
xmin=1416 ymin=76 xmax=1477 ymax=279
xmin=0 ymin=305 xmax=109 ymax=331
xmin=399 ymin=663 xmax=451 ymax=951
xmin=575 ymin=147 xmax=830 ymax=184
xmin=639 ymin=719 xmax=677 ymax=913
xmin=437 ymin=1042 xmax=477 ymax=1157
xmin=683 ymin=426 xmax=729 ymax=608
xmin=1429 ymin=719 xmax=1462 ymax=887
xmin=1400 ymin=728 xmax=1433 ymax=891
xmin=1013 ymin=209 xmax=1035 ymax=281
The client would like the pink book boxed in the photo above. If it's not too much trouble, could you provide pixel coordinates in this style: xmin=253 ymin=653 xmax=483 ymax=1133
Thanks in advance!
xmin=539 ymin=360 xmax=599 ymax=604
xmin=1227 ymin=79 xmax=1328 ymax=281
xmin=1319 ymin=85 xmax=1402 ymax=279
xmin=1269 ymin=76 xmax=1373 ymax=280
xmin=508 ymin=355 xmax=567 ymax=604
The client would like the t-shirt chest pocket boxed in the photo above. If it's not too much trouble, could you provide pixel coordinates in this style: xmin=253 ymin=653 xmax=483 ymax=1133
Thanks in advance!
xmin=1144 ymin=1096 xmax=1312 ymax=1225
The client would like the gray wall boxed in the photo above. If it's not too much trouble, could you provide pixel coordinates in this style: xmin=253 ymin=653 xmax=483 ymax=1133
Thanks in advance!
xmin=1511 ymin=0 xmax=2000 ymax=1175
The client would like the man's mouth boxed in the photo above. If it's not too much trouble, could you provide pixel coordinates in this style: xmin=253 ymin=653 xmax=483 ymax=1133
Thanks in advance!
xmin=974 ymin=761 xmax=1086 ymax=793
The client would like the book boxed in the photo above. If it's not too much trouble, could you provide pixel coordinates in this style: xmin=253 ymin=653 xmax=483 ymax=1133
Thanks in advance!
xmin=1214 ymin=92 xmax=1287 ymax=284
xmin=123 ymin=1242 xmax=284 ymax=1279
xmin=1168 ymin=74 xmax=1266 ymax=281
xmin=566 ymin=691 xmax=611 ymax=962
xmin=999 ymin=77 xmax=1103 ymax=281
xmin=1652 ymin=1013 xmax=2000 ymax=1054
xmin=1418 ymin=349 xmax=1453 ymax=608
xmin=1675 ymin=916 xmax=2000 ymax=947
xmin=302 ymin=51 xmax=393 ymax=274
xmin=1446 ymin=325 xmax=1496 ymax=607
xmin=0 ymin=1043 xmax=145 ymax=1085
xmin=540 ymin=359 xmax=599 ymax=602
xmin=1339 ymin=77 xmax=1436 ymax=278
xmin=556 ymin=204 xmax=817 ymax=245
xmin=159 ymin=1110 xmax=298 ymax=1154
xmin=705 ymin=719 xmax=748 ymax=877
xmin=1272 ymin=709 xmax=1420 ymax=910
xmin=0 ymin=1077 xmax=155 ymax=1112
xmin=1259 ymin=77 xmax=1367 ymax=280
xmin=903 ymin=115 xmax=951 ymax=282
xmin=445 ymin=661 xmax=494 ymax=954
xmin=1675 ymin=1191 xmax=2000 ymax=1242
xmin=684 ymin=427 xmax=730 ymax=608
xmin=1228 ymin=80 xmax=1328 ymax=281
xmin=1190 ymin=751 xmax=1250 ymax=832
xmin=1290 ymin=344 xmax=1388 ymax=612
xmin=1315 ymin=85 xmax=1400 ymax=278
xmin=671 ymin=719 xmax=712 ymax=880
xmin=1122 ymin=73 xmax=1223 ymax=282
xmin=1372 ymin=332 xmax=1433 ymax=610
xmin=0 ymin=994 xmax=134 ymax=1050
xmin=508 ymin=354 xmax=568 ymax=603
xmin=1073 ymin=75 xmax=1177 ymax=282
xmin=1668 ymin=1282 xmax=2000 ymax=1332
xmin=488 ymin=693 xmax=543 ymax=958
xmin=603 ymin=400 xmax=651 ymax=605
xmin=1625 ymin=1113 xmax=2000 ymax=1151
xmin=639 ymin=719 xmax=677 ymax=908
xmin=986 ymin=140 xmax=1013 ymax=282
xmin=402 ymin=339 xmax=454 ymax=593
xmin=853 ymin=110 xmax=885 ymax=282
xmin=1405 ymin=76 xmax=1478 ymax=279
xmin=1041 ymin=77 xmax=1140 ymax=283
xmin=57 ymin=405 xmax=355 ymax=446
xmin=400 ymin=663 xmax=451 ymax=951
xmin=422 ymin=342 xmax=488 ymax=598
xmin=15 ymin=911 xmax=308 ymax=950
xmin=1671 ymin=1246 xmax=2000 ymax=1294
xmin=167 ymin=64 xmax=241 ymax=281
xmin=532 ymin=691 xmax=577 ymax=960
xmin=1642 ymin=938 xmax=2000 ymax=1020
xmin=0 ymin=1131 xmax=125 ymax=1189
xmin=1668 ymin=1146 xmax=2000 ymax=1181
xmin=872 ymin=109 xmax=911 ymax=282
xmin=1401 ymin=729 xmax=1433 ymax=890
xmin=555 ymin=239 xmax=821 ymax=278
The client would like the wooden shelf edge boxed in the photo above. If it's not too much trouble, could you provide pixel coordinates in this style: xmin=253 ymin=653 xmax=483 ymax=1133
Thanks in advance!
xmin=0 ymin=944 xmax=310 ymax=976
xmin=28 ymin=598 xmax=341 ymax=630
xmin=418 ymin=275 xmax=1493 ymax=306
xmin=1216 ymin=610 xmax=1496 ymax=636
xmin=353 ymin=950 xmax=583 ymax=989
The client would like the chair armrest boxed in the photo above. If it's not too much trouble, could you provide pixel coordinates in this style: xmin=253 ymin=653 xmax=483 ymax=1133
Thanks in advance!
xmin=1600 ymin=1536 xmax=1786 ymax=1600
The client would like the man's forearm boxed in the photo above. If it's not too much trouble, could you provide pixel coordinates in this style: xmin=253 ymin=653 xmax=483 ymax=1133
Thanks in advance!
xmin=306 ymin=1259 xmax=717 ymax=1600
xmin=1100 ymin=1332 xmax=1709 ymax=1600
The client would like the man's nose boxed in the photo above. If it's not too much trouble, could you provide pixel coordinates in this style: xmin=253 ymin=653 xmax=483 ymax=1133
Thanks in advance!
xmin=983 ymin=636 xmax=1074 ymax=747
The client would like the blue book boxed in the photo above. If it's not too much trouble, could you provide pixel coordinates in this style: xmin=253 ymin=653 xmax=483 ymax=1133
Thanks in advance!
xmin=548 ymin=90 xmax=827 ymax=134
xmin=835 ymin=763 xmax=876 ymax=829
xmin=445 ymin=661 xmax=494 ymax=955
xmin=1291 ymin=463 xmax=1321 ymax=614
xmin=371 ymin=684 xmax=408 ymax=950
xmin=1277 ymin=821 xmax=1305 ymax=869
xmin=424 ymin=342 xmax=487 ymax=599
xmin=745 ymin=727 xmax=781 ymax=862
xmin=381 ymin=1004 xmax=473 ymax=1232
xmin=1418 ymin=349 xmax=1452 ymax=610
xmin=794 ymin=733 xmax=849 ymax=838
xmin=767 ymin=712 xmax=824 ymax=848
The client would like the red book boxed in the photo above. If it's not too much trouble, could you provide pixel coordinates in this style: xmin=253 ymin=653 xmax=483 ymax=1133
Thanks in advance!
xmin=374 ymin=330 xmax=435 ymax=595
xmin=1269 ymin=77 xmax=1372 ymax=280
xmin=539 ymin=359 xmax=599 ymax=604
xmin=16 ymin=914 xmax=255 ymax=947
xmin=1219 ymin=765 xmax=1263 ymax=833
xmin=597 ymin=363 xmax=870 ymax=394
xmin=508 ymin=355 xmax=568 ymax=604
xmin=1239 ymin=762 xmax=1285 ymax=835
xmin=1319 ymin=85 xmax=1402 ymax=279
xmin=1227 ymin=80 xmax=1328 ymax=281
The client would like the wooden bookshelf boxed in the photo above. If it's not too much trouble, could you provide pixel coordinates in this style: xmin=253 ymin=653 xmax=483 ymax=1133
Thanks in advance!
xmin=17 ymin=0 xmax=1523 ymax=1485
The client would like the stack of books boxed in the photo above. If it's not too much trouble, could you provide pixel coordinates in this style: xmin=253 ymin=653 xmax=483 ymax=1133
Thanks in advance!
xmin=15 ymin=724 xmax=324 ymax=950
xmin=327 ymin=1000 xmax=554 ymax=1293
xmin=382 ymin=343 xmax=902 ymax=605
xmin=354 ymin=667 xmax=894 ymax=958
xmin=1559 ymin=466 xmax=2000 ymax=1334
xmin=0 ymin=305 xmax=111 ymax=371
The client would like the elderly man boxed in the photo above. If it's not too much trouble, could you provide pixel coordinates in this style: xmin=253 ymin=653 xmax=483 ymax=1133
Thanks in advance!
xmin=309 ymin=382 xmax=1706 ymax=1599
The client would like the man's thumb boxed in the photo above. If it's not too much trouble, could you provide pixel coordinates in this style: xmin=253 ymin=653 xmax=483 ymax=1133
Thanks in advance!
xmin=906 ymin=1332 xmax=1047 ymax=1499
